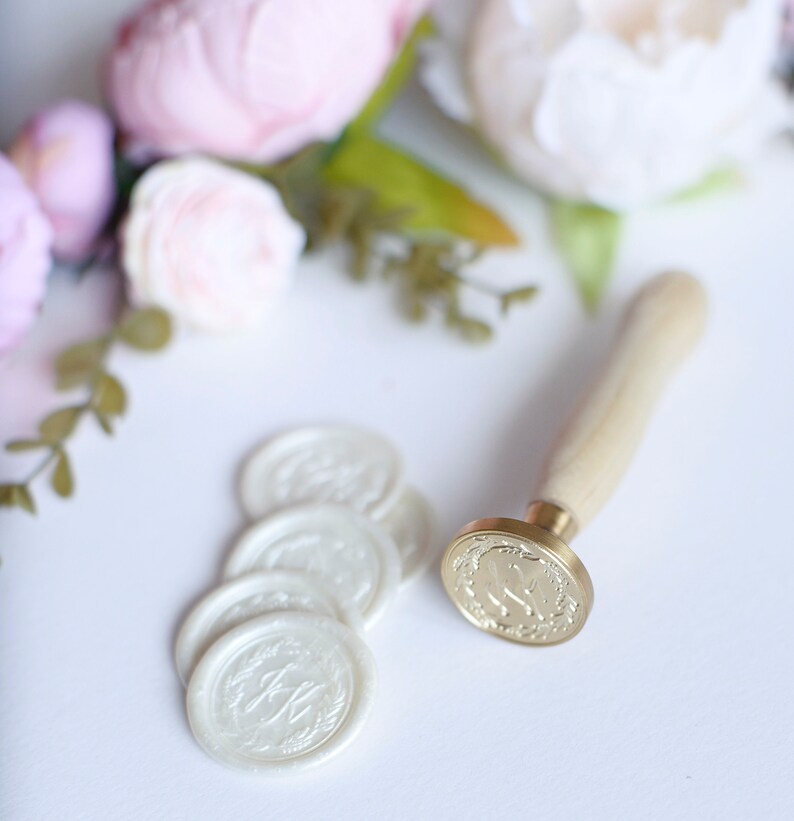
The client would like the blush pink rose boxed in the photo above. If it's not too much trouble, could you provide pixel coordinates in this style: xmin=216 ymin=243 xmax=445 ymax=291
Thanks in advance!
xmin=120 ymin=156 xmax=305 ymax=331
xmin=0 ymin=153 xmax=54 ymax=355
xmin=10 ymin=100 xmax=115 ymax=263
xmin=106 ymin=0 xmax=397 ymax=164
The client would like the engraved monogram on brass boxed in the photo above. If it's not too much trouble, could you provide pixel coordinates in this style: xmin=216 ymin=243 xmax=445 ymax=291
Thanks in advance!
xmin=451 ymin=535 xmax=582 ymax=642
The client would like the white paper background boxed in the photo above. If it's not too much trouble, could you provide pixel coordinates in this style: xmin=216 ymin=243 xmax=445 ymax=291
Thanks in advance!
xmin=2 ymin=3 xmax=793 ymax=819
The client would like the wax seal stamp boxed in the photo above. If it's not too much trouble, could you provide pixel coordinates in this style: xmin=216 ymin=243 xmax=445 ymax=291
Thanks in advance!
xmin=441 ymin=272 xmax=708 ymax=645
xmin=186 ymin=612 xmax=377 ymax=773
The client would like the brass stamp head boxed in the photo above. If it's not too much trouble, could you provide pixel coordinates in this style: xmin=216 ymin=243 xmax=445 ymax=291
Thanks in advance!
xmin=438 ymin=272 xmax=707 ymax=647
xmin=441 ymin=513 xmax=593 ymax=646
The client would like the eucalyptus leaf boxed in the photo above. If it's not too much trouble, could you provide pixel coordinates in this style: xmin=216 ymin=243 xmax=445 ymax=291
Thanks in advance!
xmin=94 ymin=410 xmax=114 ymax=436
xmin=39 ymin=407 xmax=81 ymax=442
xmin=55 ymin=339 xmax=106 ymax=390
xmin=94 ymin=373 xmax=127 ymax=416
xmin=447 ymin=311 xmax=493 ymax=344
xmin=17 ymin=485 xmax=36 ymax=514
xmin=5 ymin=439 xmax=48 ymax=453
xmin=117 ymin=307 xmax=172 ymax=351
xmin=500 ymin=286 xmax=540 ymax=315
xmin=51 ymin=452 xmax=74 ymax=498
xmin=549 ymin=201 xmax=623 ymax=312
xmin=0 ymin=484 xmax=17 ymax=506
xmin=323 ymin=134 xmax=519 ymax=247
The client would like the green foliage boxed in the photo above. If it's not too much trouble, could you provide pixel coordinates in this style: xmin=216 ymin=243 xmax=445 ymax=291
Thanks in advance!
xmin=0 ymin=484 xmax=37 ymax=515
xmin=670 ymin=167 xmax=743 ymax=204
xmin=93 ymin=373 xmax=127 ymax=416
xmin=2 ymin=305 xmax=172 ymax=516
xmin=549 ymin=201 xmax=623 ymax=312
xmin=39 ymin=407 xmax=81 ymax=441
xmin=117 ymin=307 xmax=172 ymax=351
xmin=323 ymin=134 xmax=519 ymax=247
xmin=349 ymin=16 xmax=434 ymax=135
xmin=51 ymin=452 xmax=74 ymax=498
xmin=56 ymin=339 xmax=107 ymax=390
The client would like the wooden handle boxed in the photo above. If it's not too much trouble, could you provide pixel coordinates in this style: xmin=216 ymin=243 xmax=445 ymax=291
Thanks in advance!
xmin=534 ymin=271 xmax=707 ymax=534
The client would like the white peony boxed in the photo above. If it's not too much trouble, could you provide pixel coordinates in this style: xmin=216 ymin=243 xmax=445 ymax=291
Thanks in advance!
xmin=422 ymin=0 xmax=789 ymax=209
xmin=121 ymin=157 xmax=305 ymax=332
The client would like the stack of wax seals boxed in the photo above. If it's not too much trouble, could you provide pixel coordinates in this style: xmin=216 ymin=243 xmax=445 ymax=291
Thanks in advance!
xmin=176 ymin=425 xmax=435 ymax=773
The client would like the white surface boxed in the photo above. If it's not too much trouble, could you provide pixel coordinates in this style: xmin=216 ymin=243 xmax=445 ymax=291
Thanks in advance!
xmin=174 ymin=570 xmax=364 ymax=686
xmin=380 ymin=487 xmax=435 ymax=582
xmin=2 ymin=2 xmax=794 ymax=817
xmin=185 ymin=612 xmax=377 ymax=773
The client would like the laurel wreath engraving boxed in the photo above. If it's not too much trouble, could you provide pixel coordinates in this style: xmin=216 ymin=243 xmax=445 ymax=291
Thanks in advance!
xmin=215 ymin=591 xmax=332 ymax=633
xmin=218 ymin=634 xmax=351 ymax=759
xmin=271 ymin=442 xmax=393 ymax=511
xmin=452 ymin=535 xmax=581 ymax=641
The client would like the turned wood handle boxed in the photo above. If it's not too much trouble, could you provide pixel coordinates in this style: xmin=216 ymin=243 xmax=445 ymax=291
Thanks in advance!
xmin=534 ymin=271 xmax=708 ymax=534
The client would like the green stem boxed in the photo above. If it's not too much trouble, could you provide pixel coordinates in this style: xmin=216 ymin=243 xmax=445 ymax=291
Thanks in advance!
xmin=23 ymin=447 xmax=59 ymax=486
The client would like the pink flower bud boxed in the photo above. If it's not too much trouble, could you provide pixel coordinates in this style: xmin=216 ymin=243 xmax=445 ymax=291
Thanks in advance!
xmin=0 ymin=153 xmax=53 ymax=356
xmin=10 ymin=100 xmax=115 ymax=263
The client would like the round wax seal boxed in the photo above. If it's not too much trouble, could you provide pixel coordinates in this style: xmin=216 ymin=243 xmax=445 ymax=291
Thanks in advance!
xmin=174 ymin=570 xmax=364 ymax=685
xmin=224 ymin=504 xmax=401 ymax=627
xmin=187 ymin=612 xmax=377 ymax=773
xmin=238 ymin=425 xmax=404 ymax=521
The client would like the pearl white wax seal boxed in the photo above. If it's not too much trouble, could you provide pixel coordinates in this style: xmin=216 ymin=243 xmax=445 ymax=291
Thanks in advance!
xmin=186 ymin=612 xmax=377 ymax=773
xmin=238 ymin=426 xmax=404 ymax=521
xmin=224 ymin=504 xmax=401 ymax=626
xmin=174 ymin=570 xmax=364 ymax=686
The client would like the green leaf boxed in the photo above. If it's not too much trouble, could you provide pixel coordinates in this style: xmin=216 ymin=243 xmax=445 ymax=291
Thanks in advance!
xmin=348 ymin=16 xmax=433 ymax=135
xmin=117 ymin=307 xmax=172 ymax=351
xmin=51 ymin=451 xmax=74 ymax=498
xmin=670 ymin=167 xmax=743 ymax=204
xmin=323 ymin=134 xmax=519 ymax=247
xmin=94 ymin=410 xmax=114 ymax=436
xmin=39 ymin=407 xmax=81 ymax=442
xmin=0 ymin=484 xmax=37 ymax=514
xmin=93 ymin=373 xmax=127 ymax=416
xmin=17 ymin=485 xmax=37 ymax=514
xmin=549 ymin=201 xmax=623 ymax=312
xmin=5 ymin=439 xmax=48 ymax=453
xmin=500 ymin=286 xmax=539 ymax=315
xmin=446 ymin=310 xmax=493 ymax=344
xmin=55 ymin=339 xmax=106 ymax=390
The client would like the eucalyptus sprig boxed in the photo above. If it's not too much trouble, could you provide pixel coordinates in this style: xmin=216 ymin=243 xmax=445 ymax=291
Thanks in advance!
xmin=315 ymin=186 xmax=538 ymax=342
xmin=0 ymin=306 xmax=171 ymax=515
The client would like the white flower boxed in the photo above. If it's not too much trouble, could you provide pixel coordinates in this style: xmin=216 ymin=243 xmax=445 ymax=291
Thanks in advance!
xmin=121 ymin=157 xmax=305 ymax=331
xmin=422 ymin=0 xmax=789 ymax=209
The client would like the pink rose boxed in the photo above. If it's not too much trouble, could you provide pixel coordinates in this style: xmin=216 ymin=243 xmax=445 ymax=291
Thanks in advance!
xmin=0 ymin=153 xmax=53 ymax=356
xmin=121 ymin=157 xmax=305 ymax=331
xmin=106 ymin=0 xmax=397 ymax=164
xmin=10 ymin=100 xmax=115 ymax=263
